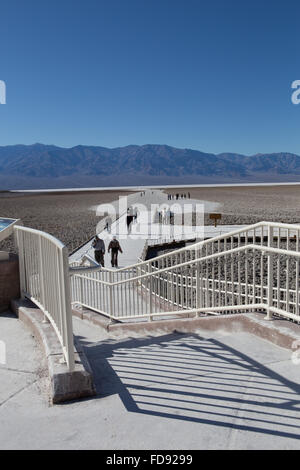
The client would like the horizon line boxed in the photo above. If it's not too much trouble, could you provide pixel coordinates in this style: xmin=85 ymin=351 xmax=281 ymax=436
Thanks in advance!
xmin=11 ymin=181 xmax=300 ymax=193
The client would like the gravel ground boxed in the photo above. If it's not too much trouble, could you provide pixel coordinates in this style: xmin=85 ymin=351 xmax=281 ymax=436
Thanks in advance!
xmin=2 ymin=184 xmax=300 ymax=255
xmin=0 ymin=190 xmax=133 ymax=254
xmin=167 ymin=185 xmax=300 ymax=225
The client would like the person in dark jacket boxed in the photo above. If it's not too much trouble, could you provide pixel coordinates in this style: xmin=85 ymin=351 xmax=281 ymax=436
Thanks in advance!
xmin=108 ymin=236 xmax=123 ymax=268
xmin=105 ymin=216 xmax=112 ymax=233
xmin=92 ymin=235 xmax=105 ymax=267
xmin=126 ymin=207 xmax=134 ymax=233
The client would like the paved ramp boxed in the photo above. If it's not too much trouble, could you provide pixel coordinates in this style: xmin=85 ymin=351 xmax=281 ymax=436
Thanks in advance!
xmin=1 ymin=312 xmax=300 ymax=449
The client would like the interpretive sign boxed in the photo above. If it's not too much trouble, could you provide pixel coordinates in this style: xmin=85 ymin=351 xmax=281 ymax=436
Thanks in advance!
xmin=209 ymin=213 xmax=222 ymax=227
xmin=0 ymin=218 xmax=20 ymax=243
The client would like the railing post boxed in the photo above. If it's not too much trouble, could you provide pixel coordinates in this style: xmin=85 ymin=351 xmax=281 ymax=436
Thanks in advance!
xmin=109 ymin=270 xmax=114 ymax=318
xmin=149 ymin=264 xmax=153 ymax=321
xmin=15 ymin=228 xmax=26 ymax=299
xmin=196 ymin=259 xmax=201 ymax=317
xmin=80 ymin=276 xmax=84 ymax=306
xmin=265 ymin=226 xmax=274 ymax=320
xmin=38 ymin=235 xmax=48 ymax=323
xmin=60 ymin=246 xmax=75 ymax=371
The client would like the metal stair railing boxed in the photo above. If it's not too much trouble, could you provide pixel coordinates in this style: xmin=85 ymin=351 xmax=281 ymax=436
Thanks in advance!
xmin=70 ymin=221 xmax=300 ymax=323
xmin=14 ymin=225 xmax=75 ymax=370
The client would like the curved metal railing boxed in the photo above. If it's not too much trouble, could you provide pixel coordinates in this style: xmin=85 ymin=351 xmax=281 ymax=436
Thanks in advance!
xmin=70 ymin=221 xmax=300 ymax=323
xmin=14 ymin=225 xmax=75 ymax=370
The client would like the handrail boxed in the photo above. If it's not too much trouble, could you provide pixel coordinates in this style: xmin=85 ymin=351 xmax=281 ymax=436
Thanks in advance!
xmin=14 ymin=225 xmax=75 ymax=371
xmin=71 ymin=243 xmax=300 ymax=286
xmin=70 ymin=221 xmax=300 ymax=324
xmin=15 ymin=224 xmax=66 ymax=248
xmin=72 ymin=220 xmax=300 ymax=275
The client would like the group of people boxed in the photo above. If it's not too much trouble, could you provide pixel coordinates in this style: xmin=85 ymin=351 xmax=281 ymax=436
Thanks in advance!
xmin=167 ymin=193 xmax=191 ymax=200
xmin=158 ymin=208 xmax=174 ymax=225
xmin=92 ymin=235 xmax=123 ymax=268
xmin=93 ymin=205 xmax=139 ymax=267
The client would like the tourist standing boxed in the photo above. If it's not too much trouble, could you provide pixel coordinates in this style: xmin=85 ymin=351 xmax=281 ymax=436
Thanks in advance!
xmin=92 ymin=235 xmax=105 ymax=267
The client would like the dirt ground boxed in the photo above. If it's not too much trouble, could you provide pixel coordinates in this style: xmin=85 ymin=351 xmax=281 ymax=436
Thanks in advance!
xmin=0 ymin=190 xmax=133 ymax=253
xmin=1 ymin=184 xmax=300 ymax=254
xmin=166 ymin=185 xmax=300 ymax=226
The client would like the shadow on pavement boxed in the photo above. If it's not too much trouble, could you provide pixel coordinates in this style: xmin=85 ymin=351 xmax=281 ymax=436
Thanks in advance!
xmin=74 ymin=331 xmax=300 ymax=440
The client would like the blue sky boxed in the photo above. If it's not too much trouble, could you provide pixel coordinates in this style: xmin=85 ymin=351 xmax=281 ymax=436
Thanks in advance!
xmin=0 ymin=0 xmax=300 ymax=154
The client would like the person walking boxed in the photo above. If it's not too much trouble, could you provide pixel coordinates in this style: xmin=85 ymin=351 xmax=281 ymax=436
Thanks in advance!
xmin=126 ymin=207 xmax=134 ymax=233
xmin=92 ymin=235 xmax=105 ymax=267
xmin=108 ymin=236 xmax=123 ymax=268
xmin=105 ymin=216 xmax=112 ymax=233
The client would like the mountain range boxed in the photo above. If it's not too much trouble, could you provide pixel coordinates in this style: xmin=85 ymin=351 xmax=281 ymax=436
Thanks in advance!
xmin=1 ymin=143 xmax=300 ymax=189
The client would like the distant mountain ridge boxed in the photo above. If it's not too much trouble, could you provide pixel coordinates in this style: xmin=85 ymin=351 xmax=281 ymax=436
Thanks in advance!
xmin=0 ymin=143 xmax=300 ymax=189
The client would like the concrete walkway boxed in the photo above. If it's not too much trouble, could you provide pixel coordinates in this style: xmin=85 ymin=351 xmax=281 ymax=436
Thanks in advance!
xmin=69 ymin=189 xmax=222 ymax=267
xmin=1 ymin=312 xmax=300 ymax=449
xmin=0 ymin=312 xmax=49 ymax=411
xmin=69 ymin=188 xmax=252 ymax=267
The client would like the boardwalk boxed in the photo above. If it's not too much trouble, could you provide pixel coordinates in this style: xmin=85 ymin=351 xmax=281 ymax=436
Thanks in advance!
xmin=69 ymin=189 xmax=247 ymax=267
xmin=70 ymin=189 xmax=204 ymax=266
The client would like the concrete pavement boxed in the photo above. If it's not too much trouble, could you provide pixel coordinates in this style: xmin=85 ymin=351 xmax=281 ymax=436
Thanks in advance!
xmin=0 ymin=312 xmax=49 ymax=409
xmin=1 ymin=312 xmax=300 ymax=449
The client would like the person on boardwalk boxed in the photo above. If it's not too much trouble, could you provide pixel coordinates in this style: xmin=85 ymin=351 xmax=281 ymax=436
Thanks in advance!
xmin=108 ymin=236 xmax=123 ymax=268
xmin=105 ymin=216 xmax=112 ymax=233
xmin=92 ymin=235 xmax=105 ymax=267
xmin=126 ymin=207 xmax=134 ymax=233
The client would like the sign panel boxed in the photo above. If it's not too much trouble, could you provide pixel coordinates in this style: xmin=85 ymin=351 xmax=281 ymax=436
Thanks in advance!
xmin=0 ymin=218 xmax=16 ymax=232
xmin=209 ymin=213 xmax=222 ymax=227
xmin=0 ymin=218 xmax=19 ymax=242
xmin=209 ymin=213 xmax=222 ymax=220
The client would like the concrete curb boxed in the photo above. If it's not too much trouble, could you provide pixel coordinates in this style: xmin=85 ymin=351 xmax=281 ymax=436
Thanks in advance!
xmin=74 ymin=306 xmax=300 ymax=350
xmin=72 ymin=304 xmax=113 ymax=330
xmin=11 ymin=299 xmax=96 ymax=404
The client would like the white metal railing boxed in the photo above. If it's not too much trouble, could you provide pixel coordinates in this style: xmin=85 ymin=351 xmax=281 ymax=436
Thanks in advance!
xmin=70 ymin=221 xmax=300 ymax=324
xmin=14 ymin=225 xmax=75 ymax=370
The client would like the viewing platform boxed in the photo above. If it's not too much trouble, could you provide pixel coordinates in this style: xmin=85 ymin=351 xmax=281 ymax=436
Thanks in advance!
xmin=1 ymin=308 xmax=300 ymax=449
xmin=1 ymin=192 xmax=300 ymax=450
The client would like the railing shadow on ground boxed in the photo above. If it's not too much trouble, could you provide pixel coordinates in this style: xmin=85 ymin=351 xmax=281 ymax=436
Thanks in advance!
xmin=72 ymin=332 xmax=300 ymax=440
